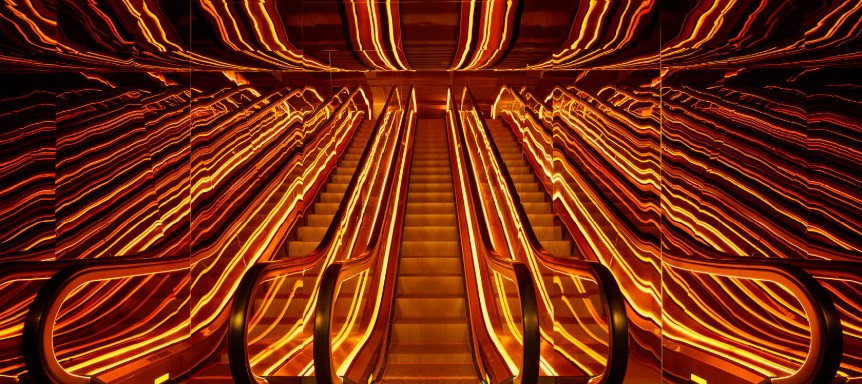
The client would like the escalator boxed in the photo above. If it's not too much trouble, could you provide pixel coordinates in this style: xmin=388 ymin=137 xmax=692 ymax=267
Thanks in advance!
xmin=380 ymin=119 xmax=480 ymax=382
xmin=284 ymin=121 xmax=373 ymax=257
xmin=189 ymin=119 xmax=374 ymax=382
xmin=495 ymin=85 xmax=846 ymax=384
xmin=485 ymin=119 xmax=573 ymax=258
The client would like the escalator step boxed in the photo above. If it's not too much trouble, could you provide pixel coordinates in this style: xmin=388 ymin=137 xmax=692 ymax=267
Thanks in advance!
xmin=398 ymin=257 xmax=462 ymax=275
xmin=394 ymin=297 xmax=467 ymax=319
xmin=404 ymin=213 xmax=458 ymax=227
xmin=390 ymin=321 xmax=470 ymax=344
xmin=386 ymin=344 xmax=472 ymax=363
xmin=400 ymin=241 xmax=460 ymax=256
xmin=402 ymin=226 xmax=459 ymax=241
xmin=396 ymin=276 xmax=465 ymax=295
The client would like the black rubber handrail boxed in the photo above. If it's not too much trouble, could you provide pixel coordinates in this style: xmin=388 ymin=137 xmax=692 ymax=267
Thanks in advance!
xmin=313 ymin=87 xmax=415 ymax=384
xmin=517 ymin=85 xmax=843 ymax=384
xmin=228 ymin=87 xmax=398 ymax=384
xmin=20 ymin=87 xmax=350 ymax=384
xmin=462 ymin=87 xmax=629 ymax=384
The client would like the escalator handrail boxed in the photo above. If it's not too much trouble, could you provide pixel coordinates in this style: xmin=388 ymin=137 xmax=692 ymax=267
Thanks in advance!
xmin=21 ymin=87 xmax=361 ymax=384
xmin=23 ymin=255 xmax=188 ymax=384
xmin=518 ymin=85 xmax=843 ymax=384
xmin=314 ymin=87 xmax=415 ymax=384
xmin=228 ymin=86 xmax=399 ymax=384
xmin=462 ymin=87 xmax=629 ymax=384
xmin=663 ymin=253 xmax=843 ymax=384
xmin=448 ymin=92 xmax=540 ymax=384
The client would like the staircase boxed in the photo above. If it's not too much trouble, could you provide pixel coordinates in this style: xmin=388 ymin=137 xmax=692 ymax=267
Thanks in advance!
xmin=380 ymin=119 xmax=479 ymax=383
xmin=486 ymin=119 xmax=574 ymax=258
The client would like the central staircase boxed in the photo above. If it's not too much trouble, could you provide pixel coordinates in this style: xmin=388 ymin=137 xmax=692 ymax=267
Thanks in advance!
xmin=380 ymin=119 xmax=480 ymax=383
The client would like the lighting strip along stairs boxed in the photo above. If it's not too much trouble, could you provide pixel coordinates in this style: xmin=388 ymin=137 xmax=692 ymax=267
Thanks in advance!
xmin=380 ymin=119 xmax=480 ymax=383
xmin=485 ymin=119 xmax=574 ymax=258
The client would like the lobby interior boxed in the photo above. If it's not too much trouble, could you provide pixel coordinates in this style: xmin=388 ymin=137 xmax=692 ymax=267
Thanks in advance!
xmin=0 ymin=1 xmax=861 ymax=383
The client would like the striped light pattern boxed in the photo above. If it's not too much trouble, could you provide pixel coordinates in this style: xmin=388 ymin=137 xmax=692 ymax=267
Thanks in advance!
xmin=341 ymin=0 xmax=412 ymax=70
xmin=449 ymin=0 xmax=518 ymax=70
xmin=1 ymin=1 xmax=860 ymax=71
xmin=529 ymin=0 xmax=862 ymax=70
xmin=493 ymin=67 xmax=862 ymax=382
xmin=0 ymin=78 xmax=373 ymax=381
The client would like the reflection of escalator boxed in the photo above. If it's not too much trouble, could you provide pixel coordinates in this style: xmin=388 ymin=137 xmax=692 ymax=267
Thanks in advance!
xmin=285 ymin=121 xmax=373 ymax=258
xmin=189 ymin=120 xmax=374 ymax=382
xmin=485 ymin=119 xmax=572 ymax=258
xmin=380 ymin=119 xmax=480 ymax=382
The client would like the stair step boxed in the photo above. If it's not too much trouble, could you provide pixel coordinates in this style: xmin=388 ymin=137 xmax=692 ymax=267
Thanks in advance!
xmin=542 ymin=240 xmax=572 ymax=257
xmin=314 ymin=202 xmax=339 ymax=215
xmin=404 ymin=213 xmax=458 ymax=227
xmin=522 ymin=202 xmax=552 ymax=214
xmin=532 ymin=226 xmax=562 ymax=240
xmin=398 ymin=257 xmax=462 ymax=275
xmin=326 ymin=182 xmax=348 ymax=194
xmin=402 ymin=226 xmax=459 ymax=241
xmin=514 ymin=182 xmax=540 ymax=192
xmin=413 ymin=153 xmax=448 ymax=160
xmin=306 ymin=213 xmax=333 ymax=227
xmin=397 ymin=276 xmax=465 ymax=295
xmin=409 ymin=183 xmax=453 ymax=193
xmin=518 ymin=191 xmax=547 ymax=202
xmin=410 ymin=174 xmax=453 ymax=184
xmin=527 ymin=213 xmax=554 ymax=226
xmin=411 ymin=166 xmax=451 ymax=175
xmin=503 ymin=166 xmax=533 ymax=176
xmin=390 ymin=321 xmax=470 ymax=344
xmin=383 ymin=362 xmax=477 ymax=380
xmin=509 ymin=173 xmax=536 ymax=183
xmin=288 ymin=241 xmax=318 ymax=256
xmin=386 ymin=344 xmax=473 ymax=363
xmin=331 ymin=174 xmax=352 ymax=183
xmin=406 ymin=202 xmax=455 ymax=214
xmin=297 ymin=226 xmax=327 ymax=243
xmin=401 ymin=241 xmax=460 ymax=256
xmin=409 ymin=159 xmax=450 ymax=167
xmin=407 ymin=192 xmax=455 ymax=203
xmin=335 ymin=166 xmax=357 ymax=175
xmin=318 ymin=191 xmax=344 ymax=203
xmin=394 ymin=297 xmax=467 ymax=319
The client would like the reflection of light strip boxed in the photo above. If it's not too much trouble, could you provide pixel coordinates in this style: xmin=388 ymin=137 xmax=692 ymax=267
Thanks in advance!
xmin=385 ymin=0 xmax=408 ymax=70
xmin=494 ymin=271 xmax=522 ymax=344
xmin=450 ymin=0 xmax=476 ymax=70
xmin=365 ymin=1 xmax=397 ymax=70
